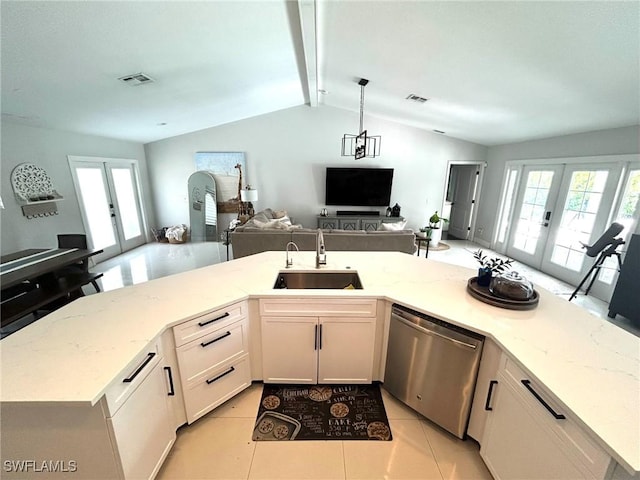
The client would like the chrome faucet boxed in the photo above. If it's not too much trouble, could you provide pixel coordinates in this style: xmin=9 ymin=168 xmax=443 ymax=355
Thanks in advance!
xmin=316 ymin=229 xmax=326 ymax=268
xmin=285 ymin=241 xmax=299 ymax=268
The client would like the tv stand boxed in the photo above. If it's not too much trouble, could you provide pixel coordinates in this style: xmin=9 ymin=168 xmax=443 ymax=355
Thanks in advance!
xmin=337 ymin=210 xmax=380 ymax=216
xmin=318 ymin=214 xmax=405 ymax=231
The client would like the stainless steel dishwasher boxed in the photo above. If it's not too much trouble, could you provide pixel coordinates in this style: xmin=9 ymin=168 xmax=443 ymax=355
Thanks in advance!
xmin=384 ymin=304 xmax=484 ymax=439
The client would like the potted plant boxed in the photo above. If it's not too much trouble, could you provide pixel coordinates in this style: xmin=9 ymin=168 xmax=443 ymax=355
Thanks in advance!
xmin=422 ymin=211 xmax=448 ymax=247
xmin=473 ymin=249 xmax=513 ymax=287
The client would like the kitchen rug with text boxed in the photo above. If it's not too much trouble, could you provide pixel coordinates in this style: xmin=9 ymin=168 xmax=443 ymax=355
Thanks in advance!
xmin=252 ymin=384 xmax=392 ymax=441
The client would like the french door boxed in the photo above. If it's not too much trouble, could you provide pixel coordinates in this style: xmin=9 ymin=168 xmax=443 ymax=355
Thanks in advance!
xmin=503 ymin=160 xmax=634 ymax=295
xmin=68 ymin=157 xmax=146 ymax=263
xmin=506 ymin=165 xmax=564 ymax=267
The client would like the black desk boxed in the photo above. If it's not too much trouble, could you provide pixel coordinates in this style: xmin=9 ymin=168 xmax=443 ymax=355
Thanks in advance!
xmin=1 ymin=248 xmax=103 ymax=328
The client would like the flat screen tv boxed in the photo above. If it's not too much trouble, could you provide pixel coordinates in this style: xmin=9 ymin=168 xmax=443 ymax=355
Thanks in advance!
xmin=325 ymin=167 xmax=394 ymax=207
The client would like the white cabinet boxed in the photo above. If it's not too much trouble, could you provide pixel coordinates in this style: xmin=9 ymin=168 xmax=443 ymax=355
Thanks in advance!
xmin=260 ymin=299 xmax=376 ymax=384
xmin=262 ymin=316 xmax=318 ymax=383
xmin=108 ymin=360 xmax=175 ymax=480
xmin=480 ymin=354 xmax=612 ymax=480
xmin=318 ymin=316 xmax=375 ymax=383
xmin=175 ymin=301 xmax=252 ymax=423
xmin=102 ymin=338 xmax=176 ymax=480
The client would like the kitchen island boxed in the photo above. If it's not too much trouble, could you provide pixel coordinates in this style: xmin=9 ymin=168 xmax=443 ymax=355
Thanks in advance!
xmin=1 ymin=251 xmax=638 ymax=478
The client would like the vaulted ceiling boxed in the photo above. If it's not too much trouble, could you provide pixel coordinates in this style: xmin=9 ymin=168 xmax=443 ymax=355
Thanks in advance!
xmin=2 ymin=1 xmax=638 ymax=146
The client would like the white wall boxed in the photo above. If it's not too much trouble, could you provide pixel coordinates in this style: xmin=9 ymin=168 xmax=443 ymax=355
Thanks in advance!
xmin=476 ymin=125 xmax=640 ymax=245
xmin=0 ymin=122 xmax=151 ymax=254
xmin=144 ymin=105 xmax=488 ymax=232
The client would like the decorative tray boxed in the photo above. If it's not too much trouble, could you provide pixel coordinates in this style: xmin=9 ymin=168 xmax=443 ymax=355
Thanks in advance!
xmin=466 ymin=277 xmax=539 ymax=310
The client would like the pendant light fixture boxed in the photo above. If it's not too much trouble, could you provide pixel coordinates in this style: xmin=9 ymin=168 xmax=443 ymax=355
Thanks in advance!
xmin=341 ymin=78 xmax=381 ymax=159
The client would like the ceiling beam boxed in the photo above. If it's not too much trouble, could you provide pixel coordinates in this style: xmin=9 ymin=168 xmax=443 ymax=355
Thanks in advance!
xmin=298 ymin=0 xmax=318 ymax=107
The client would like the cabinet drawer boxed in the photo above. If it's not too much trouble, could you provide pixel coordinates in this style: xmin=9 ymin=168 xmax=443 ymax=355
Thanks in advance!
xmin=177 ymin=319 xmax=249 ymax=384
xmin=174 ymin=302 xmax=246 ymax=347
xmin=182 ymin=355 xmax=251 ymax=423
xmin=502 ymin=357 xmax=611 ymax=478
xmin=104 ymin=340 xmax=161 ymax=416
xmin=260 ymin=298 xmax=377 ymax=317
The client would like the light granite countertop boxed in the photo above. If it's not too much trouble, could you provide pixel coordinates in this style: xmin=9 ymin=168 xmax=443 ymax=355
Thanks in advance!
xmin=1 ymin=251 xmax=638 ymax=473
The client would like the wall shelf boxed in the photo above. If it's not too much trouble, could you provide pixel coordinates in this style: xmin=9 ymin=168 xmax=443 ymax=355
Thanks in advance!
xmin=10 ymin=163 xmax=64 ymax=218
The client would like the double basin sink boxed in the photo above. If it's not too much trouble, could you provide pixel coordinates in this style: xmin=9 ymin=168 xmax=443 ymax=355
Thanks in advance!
xmin=273 ymin=271 xmax=363 ymax=290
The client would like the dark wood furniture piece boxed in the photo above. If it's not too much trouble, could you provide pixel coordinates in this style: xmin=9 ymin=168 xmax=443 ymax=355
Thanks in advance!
xmin=608 ymin=233 xmax=639 ymax=322
xmin=57 ymin=234 xmax=102 ymax=293
xmin=1 ymin=247 xmax=103 ymax=329
xmin=415 ymin=233 xmax=431 ymax=258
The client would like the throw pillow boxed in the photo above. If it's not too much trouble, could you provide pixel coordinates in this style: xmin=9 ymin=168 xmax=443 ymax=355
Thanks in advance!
xmin=379 ymin=221 xmax=407 ymax=231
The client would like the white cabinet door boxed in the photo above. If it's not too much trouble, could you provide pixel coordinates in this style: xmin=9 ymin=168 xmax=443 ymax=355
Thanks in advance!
xmin=318 ymin=317 xmax=374 ymax=384
xmin=467 ymin=338 xmax=502 ymax=442
xmin=481 ymin=375 xmax=584 ymax=479
xmin=261 ymin=316 xmax=318 ymax=383
xmin=109 ymin=361 xmax=175 ymax=480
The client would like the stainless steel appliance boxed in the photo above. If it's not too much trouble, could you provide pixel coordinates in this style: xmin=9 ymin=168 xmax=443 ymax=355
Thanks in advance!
xmin=384 ymin=304 xmax=484 ymax=439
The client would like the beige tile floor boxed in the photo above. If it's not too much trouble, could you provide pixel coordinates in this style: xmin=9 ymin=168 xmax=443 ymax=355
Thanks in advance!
xmin=157 ymin=383 xmax=493 ymax=480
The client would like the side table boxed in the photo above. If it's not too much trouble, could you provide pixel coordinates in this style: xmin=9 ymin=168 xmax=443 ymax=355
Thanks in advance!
xmin=415 ymin=233 xmax=431 ymax=258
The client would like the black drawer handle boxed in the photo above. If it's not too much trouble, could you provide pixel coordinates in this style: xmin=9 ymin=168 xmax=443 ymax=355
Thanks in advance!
xmin=521 ymin=380 xmax=566 ymax=419
xmin=201 ymin=331 xmax=231 ymax=348
xmin=164 ymin=366 xmax=175 ymax=396
xmin=485 ymin=380 xmax=498 ymax=411
xmin=319 ymin=324 xmax=323 ymax=350
xmin=206 ymin=366 xmax=235 ymax=385
xmin=123 ymin=352 xmax=156 ymax=383
xmin=198 ymin=312 xmax=230 ymax=327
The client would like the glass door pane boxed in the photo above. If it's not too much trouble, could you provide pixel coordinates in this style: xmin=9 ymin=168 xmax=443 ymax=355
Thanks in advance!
xmin=73 ymin=165 xmax=121 ymax=262
xmin=111 ymin=167 xmax=142 ymax=240
xmin=107 ymin=164 xmax=145 ymax=252
xmin=596 ymin=167 xmax=640 ymax=285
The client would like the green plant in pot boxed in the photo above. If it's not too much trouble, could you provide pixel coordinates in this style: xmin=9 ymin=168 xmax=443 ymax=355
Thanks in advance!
xmin=473 ymin=249 xmax=513 ymax=287
xmin=421 ymin=211 xmax=448 ymax=246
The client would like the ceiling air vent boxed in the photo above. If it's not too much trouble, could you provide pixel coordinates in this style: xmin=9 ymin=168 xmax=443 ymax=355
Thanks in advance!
xmin=118 ymin=73 xmax=154 ymax=86
xmin=406 ymin=94 xmax=429 ymax=103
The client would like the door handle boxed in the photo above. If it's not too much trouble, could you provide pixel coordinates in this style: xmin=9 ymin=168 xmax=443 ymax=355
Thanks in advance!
xmin=314 ymin=325 xmax=318 ymax=350
xmin=485 ymin=380 xmax=498 ymax=411
xmin=164 ymin=366 xmax=175 ymax=396
xmin=541 ymin=211 xmax=551 ymax=227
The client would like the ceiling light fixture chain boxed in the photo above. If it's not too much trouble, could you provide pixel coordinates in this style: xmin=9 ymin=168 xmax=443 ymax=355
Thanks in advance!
xmin=359 ymin=79 xmax=365 ymax=134
xmin=341 ymin=78 xmax=381 ymax=160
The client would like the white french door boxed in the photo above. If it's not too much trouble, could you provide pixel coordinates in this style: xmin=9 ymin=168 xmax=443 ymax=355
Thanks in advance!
xmin=68 ymin=157 xmax=146 ymax=263
xmin=502 ymin=159 xmax=631 ymax=298
xmin=506 ymin=165 xmax=564 ymax=267
xmin=540 ymin=164 xmax=622 ymax=285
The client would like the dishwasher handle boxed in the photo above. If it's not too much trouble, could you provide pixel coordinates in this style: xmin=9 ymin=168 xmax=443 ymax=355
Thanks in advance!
xmin=392 ymin=313 xmax=478 ymax=350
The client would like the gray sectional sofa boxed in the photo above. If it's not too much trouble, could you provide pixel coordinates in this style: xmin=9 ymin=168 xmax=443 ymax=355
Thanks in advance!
xmin=231 ymin=227 xmax=417 ymax=259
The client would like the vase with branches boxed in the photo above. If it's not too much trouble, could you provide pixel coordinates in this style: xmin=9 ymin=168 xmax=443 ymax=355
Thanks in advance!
xmin=473 ymin=249 xmax=513 ymax=286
